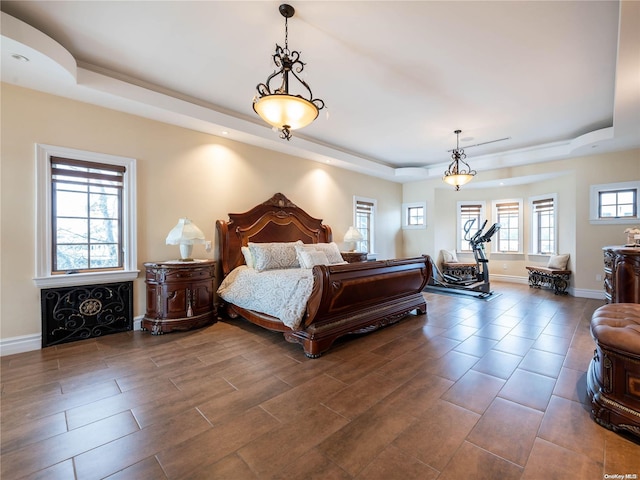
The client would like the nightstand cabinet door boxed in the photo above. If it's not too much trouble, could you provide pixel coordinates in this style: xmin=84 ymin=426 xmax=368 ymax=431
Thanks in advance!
xmin=142 ymin=260 xmax=216 ymax=334
xmin=192 ymin=282 xmax=214 ymax=315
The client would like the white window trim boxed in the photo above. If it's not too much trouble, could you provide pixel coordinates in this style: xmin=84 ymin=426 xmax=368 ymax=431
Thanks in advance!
xmin=529 ymin=193 xmax=558 ymax=255
xmin=492 ymin=198 xmax=524 ymax=254
xmin=456 ymin=201 xmax=486 ymax=252
xmin=589 ymin=181 xmax=640 ymax=225
xmin=34 ymin=144 xmax=139 ymax=288
xmin=402 ymin=201 xmax=426 ymax=230
xmin=354 ymin=195 xmax=376 ymax=254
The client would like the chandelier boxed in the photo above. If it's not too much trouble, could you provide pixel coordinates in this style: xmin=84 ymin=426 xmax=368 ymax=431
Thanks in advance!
xmin=253 ymin=4 xmax=325 ymax=141
xmin=443 ymin=130 xmax=476 ymax=190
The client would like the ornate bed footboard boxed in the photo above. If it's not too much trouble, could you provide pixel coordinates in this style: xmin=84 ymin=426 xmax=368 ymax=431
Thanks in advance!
xmin=286 ymin=256 xmax=432 ymax=357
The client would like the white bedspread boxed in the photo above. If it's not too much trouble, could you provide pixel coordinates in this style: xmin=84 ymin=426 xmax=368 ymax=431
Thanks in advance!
xmin=217 ymin=266 xmax=314 ymax=330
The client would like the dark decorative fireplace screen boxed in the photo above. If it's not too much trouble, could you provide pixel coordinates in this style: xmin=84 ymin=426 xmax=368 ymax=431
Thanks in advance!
xmin=41 ymin=281 xmax=133 ymax=347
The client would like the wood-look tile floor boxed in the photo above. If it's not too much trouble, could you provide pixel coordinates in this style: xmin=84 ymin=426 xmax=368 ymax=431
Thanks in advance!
xmin=2 ymin=282 xmax=639 ymax=479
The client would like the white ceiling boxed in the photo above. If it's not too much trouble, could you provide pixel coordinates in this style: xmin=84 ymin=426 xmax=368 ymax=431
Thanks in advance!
xmin=1 ymin=1 xmax=639 ymax=183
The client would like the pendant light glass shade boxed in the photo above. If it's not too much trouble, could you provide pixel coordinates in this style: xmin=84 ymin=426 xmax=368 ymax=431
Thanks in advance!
xmin=443 ymin=173 xmax=474 ymax=188
xmin=253 ymin=94 xmax=319 ymax=131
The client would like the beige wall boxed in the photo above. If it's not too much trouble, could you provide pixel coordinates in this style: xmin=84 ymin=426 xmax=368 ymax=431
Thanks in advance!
xmin=2 ymin=82 xmax=639 ymax=343
xmin=0 ymin=84 xmax=402 ymax=340
xmin=402 ymin=150 xmax=640 ymax=293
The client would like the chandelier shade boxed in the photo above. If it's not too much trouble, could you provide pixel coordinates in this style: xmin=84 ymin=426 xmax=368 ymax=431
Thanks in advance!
xmin=253 ymin=94 xmax=319 ymax=131
xmin=253 ymin=4 xmax=325 ymax=141
xmin=443 ymin=130 xmax=476 ymax=191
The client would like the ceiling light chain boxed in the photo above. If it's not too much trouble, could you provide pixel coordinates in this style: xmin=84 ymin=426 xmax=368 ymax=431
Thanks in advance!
xmin=253 ymin=4 xmax=325 ymax=141
xmin=443 ymin=129 xmax=477 ymax=191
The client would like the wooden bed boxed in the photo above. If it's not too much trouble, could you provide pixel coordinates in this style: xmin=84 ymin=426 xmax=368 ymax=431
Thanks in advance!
xmin=216 ymin=193 xmax=433 ymax=357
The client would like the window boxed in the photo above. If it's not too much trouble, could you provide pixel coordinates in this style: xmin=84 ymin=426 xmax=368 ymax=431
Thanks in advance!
xmin=530 ymin=194 xmax=557 ymax=254
xmin=590 ymin=181 xmax=640 ymax=225
xmin=599 ymin=190 xmax=636 ymax=218
xmin=402 ymin=202 xmax=426 ymax=229
xmin=35 ymin=145 xmax=138 ymax=287
xmin=51 ymin=157 xmax=124 ymax=273
xmin=457 ymin=202 xmax=485 ymax=251
xmin=354 ymin=196 xmax=376 ymax=253
xmin=493 ymin=199 xmax=523 ymax=253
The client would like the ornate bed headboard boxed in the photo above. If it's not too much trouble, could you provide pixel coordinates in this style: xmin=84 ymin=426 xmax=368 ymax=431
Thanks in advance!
xmin=216 ymin=193 xmax=333 ymax=276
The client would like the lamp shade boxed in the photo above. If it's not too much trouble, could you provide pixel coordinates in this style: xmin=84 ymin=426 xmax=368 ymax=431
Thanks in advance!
xmin=253 ymin=94 xmax=319 ymax=131
xmin=344 ymin=226 xmax=363 ymax=252
xmin=343 ymin=226 xmax=364 ymax=243
xmin=166 ymin=218 xmax=205 ymax=261
xmin=443 ymin=173 xmax=474 ymax=188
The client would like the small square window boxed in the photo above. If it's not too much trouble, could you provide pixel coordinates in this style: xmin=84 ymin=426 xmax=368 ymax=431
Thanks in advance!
xmin=402 ymin=202 xmax=426 ymax=229
xmin=590 ymin=181 xmax=640 ymax=225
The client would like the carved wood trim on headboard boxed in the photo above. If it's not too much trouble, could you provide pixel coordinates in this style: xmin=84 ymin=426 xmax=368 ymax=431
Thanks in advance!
xmin=262 ymin=192 xmax=298 ymax=209
xmin=216 ymin=193 xmax=333 ymax=276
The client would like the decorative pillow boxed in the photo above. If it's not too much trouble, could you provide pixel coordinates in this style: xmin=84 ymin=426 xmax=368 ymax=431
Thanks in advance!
xmin=312 ymin=242 xmax=344 ymax=264
xmin=248 ymin=241 xmax=302 ymax=272
xmin=441 ymin=249 xmax=458 ymax=263
xmin=547 ymin=254 xmax=569 ymax=270
xmin=295 ymin=244 xmax=318 ymax=265
xmin=241 ymin=246 xmax=254 ymax=269
xmin=298 ymin=249 xmax=330 ymax=269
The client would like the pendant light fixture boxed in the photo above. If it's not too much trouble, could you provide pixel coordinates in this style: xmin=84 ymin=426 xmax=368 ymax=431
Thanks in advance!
xmin=443 ymin=130 xmax=476 ymax=191
xmin=253 ymin=4 xmax=325 ymax=141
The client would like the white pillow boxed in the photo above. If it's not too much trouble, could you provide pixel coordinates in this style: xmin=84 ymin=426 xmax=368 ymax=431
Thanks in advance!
xmin=312 ymin=242 xmax=344 ymax=264
xmin=295 ymin=244 xmax=317 ymax=265
xmin=248 ymin=241 xmax=302 ymax=272
xmin=441 ymin=249 xmax=458 ymax=263
xmin=295 ymin=243 xmax=348 ymax=267
xmin=547 ymin=254 xmax=569 ymax=270
xmin=298 ymin=250 xmax=330 ymax=268
xmin=241 ymin=246 xmax=254 ymax=269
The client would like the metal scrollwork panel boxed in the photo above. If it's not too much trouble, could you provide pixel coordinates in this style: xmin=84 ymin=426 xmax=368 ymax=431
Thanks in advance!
xmin=41 ymin=282 xmax=133 ymax=347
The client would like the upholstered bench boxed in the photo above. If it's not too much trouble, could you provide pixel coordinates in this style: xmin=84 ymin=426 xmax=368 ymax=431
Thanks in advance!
xmin=526 ymin=266 xmax=571 ymax=295
xmin=526 ymin=253 xmax=571 ymax=295
xmin=440 ymin=249 xmax=477 ymax=281
xmin=587 ymin=303 xmax=640 ymax=438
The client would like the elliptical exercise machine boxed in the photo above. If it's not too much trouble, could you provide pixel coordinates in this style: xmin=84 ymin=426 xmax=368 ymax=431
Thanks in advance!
xmin=428 ymin=219 xmax=501 ymax=298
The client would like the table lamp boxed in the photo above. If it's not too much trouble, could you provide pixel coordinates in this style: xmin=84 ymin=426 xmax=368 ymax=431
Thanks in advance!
xmin=343 ymin=226 xmax=363 ymax=252
xmin=166 ymin=218 xmax=205 ymax=261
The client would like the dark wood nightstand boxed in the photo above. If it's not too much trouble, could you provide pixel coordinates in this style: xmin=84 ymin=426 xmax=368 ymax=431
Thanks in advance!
xmin=341 ymin=251 xmax=368 ymax=263
xmin=142 ymin=260 xmax=216 ymax=334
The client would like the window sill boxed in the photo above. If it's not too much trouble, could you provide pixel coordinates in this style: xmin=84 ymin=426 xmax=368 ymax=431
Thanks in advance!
xmin=33 ymin=270 xmax=140 ymax=288
xmin=589 ymin=218 xmax=639 ymax=225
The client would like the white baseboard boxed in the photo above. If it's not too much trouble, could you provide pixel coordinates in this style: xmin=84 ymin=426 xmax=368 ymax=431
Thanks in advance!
xmin=1 ymin=315 xmax=145 ymax=357
xmin=490 ymin=274 xmax=529 ymax=285
xmin=0 ymin=334 xmax=41 ymax=356
xmin=572 ymin=288 xmax=606 ymax=300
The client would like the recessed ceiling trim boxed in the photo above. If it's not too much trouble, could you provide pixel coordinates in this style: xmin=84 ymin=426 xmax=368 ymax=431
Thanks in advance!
xmin=1 ymin=12 xmax=76 ymax=82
